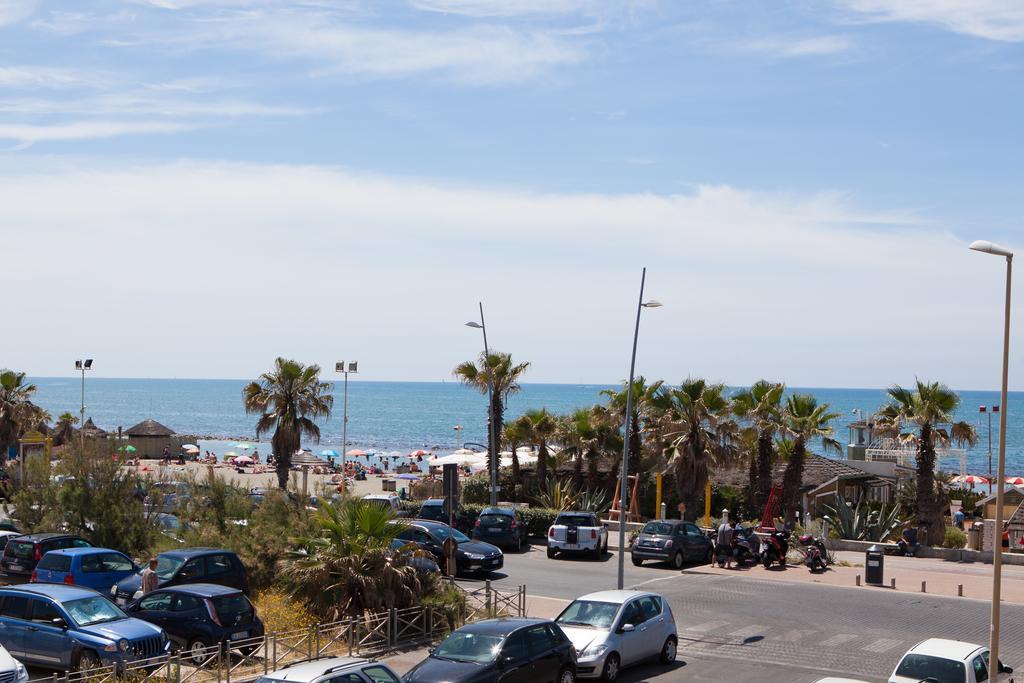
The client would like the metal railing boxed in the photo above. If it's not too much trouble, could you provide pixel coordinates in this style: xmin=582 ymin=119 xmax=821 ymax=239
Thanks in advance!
xmin=30 ymin=584 xmax=526 ymax=683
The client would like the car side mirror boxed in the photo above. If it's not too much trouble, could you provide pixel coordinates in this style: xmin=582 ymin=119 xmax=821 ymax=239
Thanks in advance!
xmin=51 ymin=618 xmax=67 ymax=630
xmin=498 ymin=654 xmax=513 ymax=669
xmin=619 ymin=623 xmax=635 ymax=633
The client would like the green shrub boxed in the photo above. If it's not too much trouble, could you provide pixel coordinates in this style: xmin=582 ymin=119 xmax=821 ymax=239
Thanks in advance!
xmin=943 ymin=525 xmax=967 ymax=549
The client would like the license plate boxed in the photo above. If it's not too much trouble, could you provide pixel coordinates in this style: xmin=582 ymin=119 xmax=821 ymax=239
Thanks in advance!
xmin=230 ymin=631 xmax=248 ymax=640
xmin=486 ymin=528 xmax=501 ymax=534
xmin=8 ymin=564 xmax=22 ymax=572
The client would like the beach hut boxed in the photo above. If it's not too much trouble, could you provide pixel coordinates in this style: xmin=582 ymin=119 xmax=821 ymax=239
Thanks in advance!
xmin=124 ymin=419 xmax=179 ymax=459
xmin=80 ymin=418 xmax=108 ymax=439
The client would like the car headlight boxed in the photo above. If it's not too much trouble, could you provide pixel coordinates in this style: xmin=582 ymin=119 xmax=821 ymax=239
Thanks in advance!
xmin=582 ymin=642 xmax=608 ymax=658
xmin=465 ymin=553 xmax=484 ymax=560
xmin=110 ymin=585 xmax=117 ymax=596
xmin=16 ymin=662 xmax=27 ymax=682
xmin=119 ymin=639 xmax=129 ymax=653
xmin=664 ymin=540 xmax=673 ymax=548
xmin=103 ymin=643 xmax=118 ymax=653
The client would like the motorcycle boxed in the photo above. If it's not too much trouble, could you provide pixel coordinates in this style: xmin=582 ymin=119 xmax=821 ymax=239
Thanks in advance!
xmin=732 ymin=526 xmax=761 ymax=566
xmin=799 ymin=534 xmax=830 ymax=572
xmin=761 ymin=529 xmax=789 ymax=569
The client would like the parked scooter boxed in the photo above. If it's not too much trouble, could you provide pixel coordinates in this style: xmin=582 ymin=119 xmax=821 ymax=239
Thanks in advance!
xmin=732 ymin=526 xmax=761 ymax=566
xmin=799 ymin=534 xmax=830 ymax=572
xmin=761 ymin=529 xmax=789 ymax=569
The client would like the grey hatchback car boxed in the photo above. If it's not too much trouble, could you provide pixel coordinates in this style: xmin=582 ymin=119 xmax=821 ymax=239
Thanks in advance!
xmin=555 ymin=590 xmax=677 ymax=681
xmin=630 ymin=520 xmax=712 ymax=569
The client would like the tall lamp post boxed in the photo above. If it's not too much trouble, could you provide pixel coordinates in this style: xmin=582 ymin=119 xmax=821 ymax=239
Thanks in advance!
xmin=980 ymin=405 xmax=999 ymax=494
xmin=616 ymin=268 xmax=662 ymax=590
xmin=969 ymin=239 xmax=1012 ymax=674
xmin=466 ymin=303 xmax=498 ymax=507
xmin=335 ymin=360 xmax=358 ymax=488
xmin=453 ymin=425 xmax=463 ymax=451
xmin=74 ymin=359 xmax=93 ymax=451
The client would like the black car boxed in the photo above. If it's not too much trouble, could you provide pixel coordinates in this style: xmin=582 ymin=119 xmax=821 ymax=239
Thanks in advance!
xmin=472 ymin=507 xmax=530 ymax=552
xmin=126 ymin=583 xmax=264 ymax=663
xmin=404 ymin=617 xmax=576 ymax=683
xmin=1 ymin=533 xmax=92 ymax=578
xmin=391 ymin=519 xmax=503 ymax=576
xmin=417 ymin=498 xmax=452 ymax=523
xmin=630 ymin=520 xmax=713 ymax=569
xmin=112 ymin=548 xmax=249 ymax=604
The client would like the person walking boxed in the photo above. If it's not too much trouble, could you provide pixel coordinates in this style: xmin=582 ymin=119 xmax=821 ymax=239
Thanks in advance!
xmin=716 ymin=515 xmax=734 ymax=569
xmin=141 ymin=558 xmax=159 ymax=595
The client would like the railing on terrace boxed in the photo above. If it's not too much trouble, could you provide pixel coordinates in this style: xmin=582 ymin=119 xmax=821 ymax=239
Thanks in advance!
xmin=30 ymin=583 xmax=526 ymax=683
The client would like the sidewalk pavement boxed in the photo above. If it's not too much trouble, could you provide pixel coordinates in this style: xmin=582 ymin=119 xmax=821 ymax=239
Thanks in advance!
xmin=692 ymin=549 xmax=1024 ymax=603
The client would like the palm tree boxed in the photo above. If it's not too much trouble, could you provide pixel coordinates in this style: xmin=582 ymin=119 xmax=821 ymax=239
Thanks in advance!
xmin=502 ymin=420 xmax=527 ymax=501
xmin=658 ymin=379 xmax=733 ymax=519
xmin=875 ymin=380 xmax=973 ymax=545
xmin=282 ymin=500 xmax=430 ymax=620
xmin=243 ymin=358 xmax=333 ymax=490
xmin=781 ymin=394 xmax=839 ymax=524
xmin=52 ymin=412 xmax=79 ymax=447
xmin=0 ymin=370 xmax=40 ymax=458
xmin=732 ymin=380 xmax=785 ymax=516
xmin=513 ymin=408 xmax=557 ymax=490
xmin=601 ymin=377 xmax=664 ymax=478
xmin=453 ymin=352 xmax=530 ymax=474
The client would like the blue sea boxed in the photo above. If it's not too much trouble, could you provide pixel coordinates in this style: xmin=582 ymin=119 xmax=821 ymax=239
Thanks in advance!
xmin=25 ymin=378 xmax=1024 ymax=477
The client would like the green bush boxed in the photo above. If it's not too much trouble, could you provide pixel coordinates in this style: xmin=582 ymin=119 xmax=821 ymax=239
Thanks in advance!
xmin=943 ymin=525 xmax=968 ymax=549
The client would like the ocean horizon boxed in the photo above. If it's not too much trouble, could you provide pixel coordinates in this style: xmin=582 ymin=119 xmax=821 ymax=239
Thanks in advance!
xmin=24 ymin=377 xmax=1024 ymax=477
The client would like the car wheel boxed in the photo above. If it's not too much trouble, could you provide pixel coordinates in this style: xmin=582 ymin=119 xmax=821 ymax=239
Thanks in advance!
xmin=515 ymin=535 xmax=522 ymax=552
xmin=631 ymin=556 xmax=643 ymax=567
xmin=558 ymin=665 xmax=576 ymax=683
xmin=188 ymin=638 xmax=213 ymax=666
xmin=704 ymin=547 xmax=713 ymax=564
xmin=660 ymin=636 xmax=677 ymax=664
xmin=547 ymin=546 xmax=556 ymax=559
xmin=671 ymin=551 xmax=684 ymax=569
xmin=601 ymin=652 xmax=621 ymax=682
xmin=76 ymin=650 xmax=100 ymax=672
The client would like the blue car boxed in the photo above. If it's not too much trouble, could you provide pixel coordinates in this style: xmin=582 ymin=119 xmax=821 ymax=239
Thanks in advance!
xmin=33 ymin=548 xmax=138 ymax=590
xmin=126 ymin=584 xmax=264 ymax=664
xmin=0 ymin=584 xmax=169 ymax=670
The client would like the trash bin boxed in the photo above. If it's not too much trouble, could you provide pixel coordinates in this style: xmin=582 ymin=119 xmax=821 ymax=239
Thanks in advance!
xmin=968 ymin=523 xmax=982 ymax=551
xmin=865 ymin=545 xmax=884 ymax=585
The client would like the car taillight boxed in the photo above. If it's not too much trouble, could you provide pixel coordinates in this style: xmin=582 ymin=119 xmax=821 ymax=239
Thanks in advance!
xmin=33 ymin=546 xmax=42 ymax=561
xmin=591 ymin=530 xmax=597 ymax=539
xmin=510 ymin=520 xmax=517 ymax=529
xmin=205 ymin=599 xmax=222 ymax=626
xmin=548 ymin=528 xmax=554 ymax=538
xmin=30 ymin=571 xmax=37 ymax=582
xmin=475 ymin=520 xmax=481 ymax=528
xmin=63 ymin=574 xmax=74 ymax=585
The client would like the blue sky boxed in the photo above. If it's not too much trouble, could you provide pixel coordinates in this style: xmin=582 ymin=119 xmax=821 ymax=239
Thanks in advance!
xmin=4 ymin=0 xmax=1024 ymax=389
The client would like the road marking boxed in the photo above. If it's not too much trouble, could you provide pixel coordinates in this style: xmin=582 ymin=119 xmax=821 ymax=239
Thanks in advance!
xmin=524 ymin=594 xmax=571 ymax=604
xmin=727 ymin=624 xmax=766 ymax=638
xmin=779 ymin=629 xmax=816 ymax=642
xmin=862 ymin=638 xmax=903 ymax=653
xmin=683 ymin=619 xmax=729 ymax=633
xmin=819 ymin=633 xmax=858 ymax=648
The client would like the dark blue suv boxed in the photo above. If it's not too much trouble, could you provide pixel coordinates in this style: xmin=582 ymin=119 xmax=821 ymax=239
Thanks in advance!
xmin=126 ymin=584 xmax=264 ymax=664
xmin=0 ymin=584 xmax=168 ymax=670
xmin=111 ymin=549 xmax=248 ymax=605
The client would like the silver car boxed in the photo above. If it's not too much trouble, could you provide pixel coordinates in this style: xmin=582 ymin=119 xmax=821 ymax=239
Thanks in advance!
xmin=555 ymin=589 xmax=677 ymax=681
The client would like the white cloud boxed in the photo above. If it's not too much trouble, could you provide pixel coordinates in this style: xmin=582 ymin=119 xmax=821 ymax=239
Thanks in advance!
xmin=743 ymin=34 xmax=855 ymax=57
xmin=0 ymin=66 xmax=111 ymax=89
xmin=0 ymin=158 xmax=1011 ymax=390
xmin=409 ymin=0 xmax=591 ymax=17
xmin=0 ymin=0 xmax=36 ymax=26
xmin=0 ymin=120 xmax=195 ymax=145
xmin=838 ymin=0 xmax=1024 ymax=42
xmin=0 ymin=94 xmax=319 ymax=117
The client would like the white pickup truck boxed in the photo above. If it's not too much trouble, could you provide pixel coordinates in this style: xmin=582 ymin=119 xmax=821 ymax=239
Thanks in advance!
xmin=547 ymin=511 xmax=609 ymax=559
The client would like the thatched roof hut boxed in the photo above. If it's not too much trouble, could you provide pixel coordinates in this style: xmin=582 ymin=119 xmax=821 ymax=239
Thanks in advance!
xmin=81 ymin=418 xmax=108 ymax=438
xmin=125 ymin=419 xmax=175 ymax=438
xmin=125 ymin=419 xmax=179 ymax=458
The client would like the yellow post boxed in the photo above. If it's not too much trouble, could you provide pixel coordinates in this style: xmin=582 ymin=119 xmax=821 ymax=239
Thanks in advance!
xmin=704 ymin=479 xmax=712 ymax=528
xmin=654 ymin=473 xmax=662 ymax=519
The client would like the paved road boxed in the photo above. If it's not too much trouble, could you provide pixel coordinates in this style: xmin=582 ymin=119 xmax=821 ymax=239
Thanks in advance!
xmin=462 ymin=544 xmax=1024 ymax=681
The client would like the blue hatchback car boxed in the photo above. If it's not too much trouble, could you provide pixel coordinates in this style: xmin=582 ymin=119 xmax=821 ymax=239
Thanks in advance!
xmin=0 ymin=584 xmax=169 ymax=670
xmin=33 ymin=549 xmax=138 ymax=590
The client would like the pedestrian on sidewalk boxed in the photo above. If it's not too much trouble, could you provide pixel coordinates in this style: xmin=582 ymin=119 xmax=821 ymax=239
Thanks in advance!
xmin=717 ymin=515 xmax=734 ymax=569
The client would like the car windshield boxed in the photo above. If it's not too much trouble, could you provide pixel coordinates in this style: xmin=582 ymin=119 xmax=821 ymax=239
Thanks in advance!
xmin=6 ymin=541 xmax=34 ymax=559
xmin=555 ymin=515 xmax=593 ymax=527
xmin=641 ymin=522 xmax=675 ymax=535
xmin=429 ymin=526 xmax=469 ymax=543
xmin=213 ymin=594 xmax=253 ymax=624
xmin=557 ymin=600 xmax=620 ymax=629
xmin=64 ymin=597 xmax=128 ymax=626
xmin=894 ymin=654 xmax=966 ymax=683
xmin=433 ymin=632 xmax=503 ymax=664
xmin=480 ymin=514 xmax=512 ymax=526
xmin=155 ymin=555 xmax=185 ymax=580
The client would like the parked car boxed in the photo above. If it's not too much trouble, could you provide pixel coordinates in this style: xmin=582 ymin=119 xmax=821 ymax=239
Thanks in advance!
xmin=472 ymin=507 xmax=530 ymax=552
xmin=112 ymin=549 xmax=249 ymax=605
xmin=363 ymin=494 xmax=402 ymax=516
xmin=630 ymin=520 xmax=713 ymax=569
xmin=33 ymin=548 xmax=138 ymax=590
xmin=254 ymin=656 xmax=401 ymax=683
xmin=1 ymin=534 xmax=92 ymax=579
xmin=0 ymin=584 xmax=169 ymax=670
xmin=126 ymin=583 xmax=264 ymax=663
xmin=547 ymin=512 xmax=608 ymax=560
xmin=0 ymin=642 xmax=27 ymax=683
xmin=889 ymin=638 xmax=1014 ymax=683
xmin=0 ymin=531 xmax=21 ymax=552
xmin=403 ymin=617 xmax=576 ymax=683
xmin=417 ymin=498 xmax=452 ymax=523
xmin=144 ymin=482 xmax=191 ymax=513
xmin=390 ymin=520 xmax=503 ymax=576
xmin=555 ymin=590 xmax=677 ymax=681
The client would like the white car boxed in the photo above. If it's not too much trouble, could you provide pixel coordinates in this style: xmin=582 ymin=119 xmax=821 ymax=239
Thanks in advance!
xmin=555 ymin=589 xmax=677 ymax=681
xmin=254 ymin=656 xmax=401 ymax=683
xmin=0 ymin=642 xmax=28 ymax=683
xmin=889 ymin=638 xmax=1015 ymax=683
xmin=547 ymin=512 xmax=609 ymax=559
xmin=362 ymin=494 xmax=402 ymax=515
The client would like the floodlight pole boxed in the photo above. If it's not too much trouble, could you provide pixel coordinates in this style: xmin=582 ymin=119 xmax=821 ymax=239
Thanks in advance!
xmin=336 ymin=361 xmax=357 ymax=490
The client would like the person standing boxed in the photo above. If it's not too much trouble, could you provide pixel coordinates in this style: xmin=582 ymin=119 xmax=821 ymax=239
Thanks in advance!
xmin=141 ymin=558 xmax=159 ymax=595
xmin=716 ymin=516 xmax=734 ymax=569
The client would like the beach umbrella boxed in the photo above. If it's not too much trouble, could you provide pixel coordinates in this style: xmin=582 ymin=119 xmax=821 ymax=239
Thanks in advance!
xmin=952 ymin=474 xmax=989 ymax=487
xmin=224 ymin=451 xmax=237 ymax=459
xmin=346 ymin=449 xmax=367 ymax=457
xmin=408 ymin=449 xmax=429 ymax=457
xmin=429 ymin=452 xmax=486 ymax=467
xmin=320 ymin=449 xmax=340 ymax=457
xmin=234 ymin=455 xmax=255 ymax=466
xmin=1006 ymin=477 xmax=1024 ymax=486
xmin=386 ymin=451 xmax=404 ymax=458
xmin=118 ymin=445 xmax=137 ymax=453
xmin=234 ymin=443 xmax=252 ymax=450
xmin=395 ymin=473 xmax=420 ymax=480
xmin=181 ymin=444 xmax=199 ymax=451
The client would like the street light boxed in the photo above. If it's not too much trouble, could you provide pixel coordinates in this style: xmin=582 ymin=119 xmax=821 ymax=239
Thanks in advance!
xmin=335 ymin=360 xmax=358 ymax=489
xmin=453 ymin=425 xmax=463 ymax=451
xmin=617 ymin=268 xmax=661 ymax=590
xmin=465 ymin=304 xmax=498 ymax=506
xmin=980 ymin=405 xmax=999 ymax=494
xmin=74 ymin=359 xmax=93 ymax=451
xmin=969 ymin=239 xmax=1012 ymax=673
